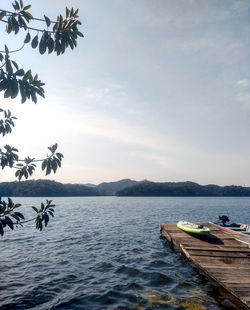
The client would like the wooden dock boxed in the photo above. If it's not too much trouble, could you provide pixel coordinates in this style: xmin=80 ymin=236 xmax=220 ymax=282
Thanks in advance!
xmin=159 ymin=222 xmax=250 ymax=310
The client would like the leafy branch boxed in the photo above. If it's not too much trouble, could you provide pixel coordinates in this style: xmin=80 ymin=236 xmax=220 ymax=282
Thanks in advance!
xmin=0 ymin=108 xmax=17 ymax=136
xmin=0 ymin=1 xmax=83 ymax=104
xmin=0 ymin=143 xmax=64 ymax=180
xmin=0 ymin=197 xmax=55 ymax=236
xmin=0 ymin=0 xmax=83 ymax=237
xmin=0 ymin=1 xmax=83 ymax=55
xmin=0 ymin=49 xmax=45 ymax=103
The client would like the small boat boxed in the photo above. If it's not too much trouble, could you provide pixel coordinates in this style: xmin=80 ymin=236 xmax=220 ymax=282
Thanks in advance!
xmin=211 ymin=215 xmax=250 ymax=237
xmin=177 ymin=220 xmax=210 ymax=234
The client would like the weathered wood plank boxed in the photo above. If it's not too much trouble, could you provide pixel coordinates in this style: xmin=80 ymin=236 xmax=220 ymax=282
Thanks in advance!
xmin=204 ymin=266 xmax=250 ymax=271
xmin=192 ymin=256 xmax=250 ymax=265
xmin=184 ymin=247 xmax=250 ymax=252
xmin=187 ymin=251 xmax=250 ymax=258
xmin=227 ymin=283 xmax=250 ymax=288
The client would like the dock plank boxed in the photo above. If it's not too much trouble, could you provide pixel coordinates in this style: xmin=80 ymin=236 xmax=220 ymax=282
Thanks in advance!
xmin=159 ymin=222 xmax=250 ymax=310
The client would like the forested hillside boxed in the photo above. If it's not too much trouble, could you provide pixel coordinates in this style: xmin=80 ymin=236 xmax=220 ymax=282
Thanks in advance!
xmin=116 ymin=181 xmax=250 ymax=197
xmin=0 ymin=180 xmax=99 ymax=197
xmin=1 ymin=179 xmax=249 ymax=197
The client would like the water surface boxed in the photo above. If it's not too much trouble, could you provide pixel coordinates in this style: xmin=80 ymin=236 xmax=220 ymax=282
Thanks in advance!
xmin=1 ymin=197 xmax=249 ymax=309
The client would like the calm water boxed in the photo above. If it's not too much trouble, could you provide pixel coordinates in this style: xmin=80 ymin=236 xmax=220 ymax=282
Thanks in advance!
xmin=1 ymin=197 xmax=249 ymax=310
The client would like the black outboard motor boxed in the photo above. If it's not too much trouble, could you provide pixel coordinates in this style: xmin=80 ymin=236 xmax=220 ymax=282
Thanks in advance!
xmin=219 ymin=215 xmax=230 ymax=226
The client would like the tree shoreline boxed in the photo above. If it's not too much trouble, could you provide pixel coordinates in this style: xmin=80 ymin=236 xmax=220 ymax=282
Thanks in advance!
xmin=1 ymin=179 xmax=250 ymax=197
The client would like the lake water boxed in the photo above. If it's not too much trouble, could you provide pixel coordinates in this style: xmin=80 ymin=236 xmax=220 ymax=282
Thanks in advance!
xmin=1 ymin=197 xmax=249 ymax=310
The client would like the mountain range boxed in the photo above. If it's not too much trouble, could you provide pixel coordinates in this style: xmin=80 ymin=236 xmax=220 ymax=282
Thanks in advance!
xmin=0 ymin=179 xmax=250 ymax=197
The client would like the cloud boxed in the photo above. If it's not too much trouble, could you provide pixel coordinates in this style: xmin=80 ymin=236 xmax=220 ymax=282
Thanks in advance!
xmin=235 ymin=79 xmax=250 ymax=106
xmin=236 ymin=92 xmax=250 ymax=103
xmin=236 ymin=79 xmax=249 ymax=89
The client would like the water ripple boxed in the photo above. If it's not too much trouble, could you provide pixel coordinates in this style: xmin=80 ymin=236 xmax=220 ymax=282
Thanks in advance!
xmin=1 ymin=196 xmax=249 ymax=309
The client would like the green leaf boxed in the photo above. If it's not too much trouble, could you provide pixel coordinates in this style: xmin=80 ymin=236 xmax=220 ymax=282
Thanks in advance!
xmin=51 ymin=159 xmax=57 ymax=173
xmin=66 ymin=7 xmax=70 ymax=18
xmin=31 ymin=35 xmax=38 ymax=48
xmin=4 ymin=45 xmax=9 ymax=54
xmin=76 ymin=31 xmax=84 ymax=37
xmin=36 ymin=88 xmax=45 ymax=98
xmin=11 ymin=16 xmax=20 ymax=34
xmin=12 ymin=2 xmax=18 ymax=11
xmin=74 ymin=9 xmax=79 ymax=17
xmin=41 ymin=203 xmax=45 ymax=211
xmin=18 ymin=15 xmax=27 ymax=30
xmin=24 ymin=32 xmax=31 ymax=43
xmin=23 ymin=5 xmax=31 ymax=10
xmin=10 ymin=79 xmax=19 ymax=99
xmin=23 ymin=69 xmax=31 ymax=80
xmin=32 ymin=206 xmax=39 ymax=213
xmin=5 ymin=216 xmax=14 ymax=230
xmin=8 ymin=198 xmax=14 ymax=208
xmin=35 ymin=215 xmax=43 ymax=231
xmin=6 ymin=59 xmax=13 ymax=74
xmin=58 ymin=14 xmax=63 ymax=30
xmin=39 ymin=34 xmax=47 ymax=55
xmin=44 ymin=15 xmax=51 ymax=27
xmin=56 ymin=152 xmax=64 ymax=160
xmin=14 ymin=211 xmax=24 ymax=219
xmin=41 ymin=160 xmax=47 ymax=171
xmin=54 ymin=157 xmax=61 ymax=168
xmin=31 ymin=89 xmax=37 ymax=103
xmin=15 ymin=69 xmax=25 ymax=76
xmin=0 ymin=222 xmax=4 ymax=236
xmin=44 ymin=212 xmax=49 ymax=226
xmin=18 ymin=80 xmax=26 ymax=103
xmin=46 ymin=163 xmax=51 ymax=175
xmin=52 ymin=143 xmax=57 ymax=152
xmin=14 ymin=203 xmax=22 ymax=208
xmin=68 ymin=38 xmax=74 ymax=50
xmin=48 ymin=36 xmax=54 ymax=54
xmin=19 ymin=0 xmax=24 ymax=9
xmin=48 ymin=210 xmax=54 ymax=217
xmin=24 ymin=169 xmax=28 ymax=179
xmin=15 ymin=1 xmax=20 ymax=11
xmin=12 ymin=61 xmax=19 ymax=70
xmin=11 ymin=214 xmax=20 ymax=221
xmin=22 ymin=10 xmax=32 ymax=22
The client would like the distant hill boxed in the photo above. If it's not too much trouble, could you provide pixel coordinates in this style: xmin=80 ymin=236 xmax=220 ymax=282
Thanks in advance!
xmin=0 ymin=180 xmax=100 ymax=197
xmin=116 ymin=181 xmax=250 ymax=197
xmin=96 ymin=178 xmax=139 ymax=195
xmin=83 ymin=183 xmax=97 ymax=188
xmin=1 ymin=179 xmax=249 ymax=197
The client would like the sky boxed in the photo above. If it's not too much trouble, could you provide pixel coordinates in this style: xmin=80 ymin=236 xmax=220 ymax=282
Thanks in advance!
xmin=1 ymin=0 xmax=250 ymax=186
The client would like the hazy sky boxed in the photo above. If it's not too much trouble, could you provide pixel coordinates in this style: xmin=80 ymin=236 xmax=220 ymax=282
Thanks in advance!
xmin=1 ymin=0 xmax=250 ymax=185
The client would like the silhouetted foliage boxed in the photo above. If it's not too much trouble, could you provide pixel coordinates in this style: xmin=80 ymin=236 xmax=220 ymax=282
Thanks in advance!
xmin=0 ymin=180 xmax=100 ymax=197
xmin=0 ymin=0 xmax=83 ymax=236
xmin=1 ymin=179 xmax=249 ymax=198
xmin=116 ymin=181 xmax=250 ymax=197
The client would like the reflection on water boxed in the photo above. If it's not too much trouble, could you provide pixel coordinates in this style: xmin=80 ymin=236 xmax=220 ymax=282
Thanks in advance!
xmin=0 ymin=196 xmax=249 ymax=309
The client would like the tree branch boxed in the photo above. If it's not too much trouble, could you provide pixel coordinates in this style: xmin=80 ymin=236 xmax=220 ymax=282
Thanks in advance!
xmin=0 ymin=9 xmax=57 ymax=23
xmin=0 ymin=19 xmax=54 ymax=34
xmin=0 ymin=42 xmax=25 ymax=54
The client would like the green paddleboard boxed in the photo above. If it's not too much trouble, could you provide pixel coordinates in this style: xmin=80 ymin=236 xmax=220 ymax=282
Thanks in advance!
xmin=177 ymin=221 xmax=210 ymax=234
